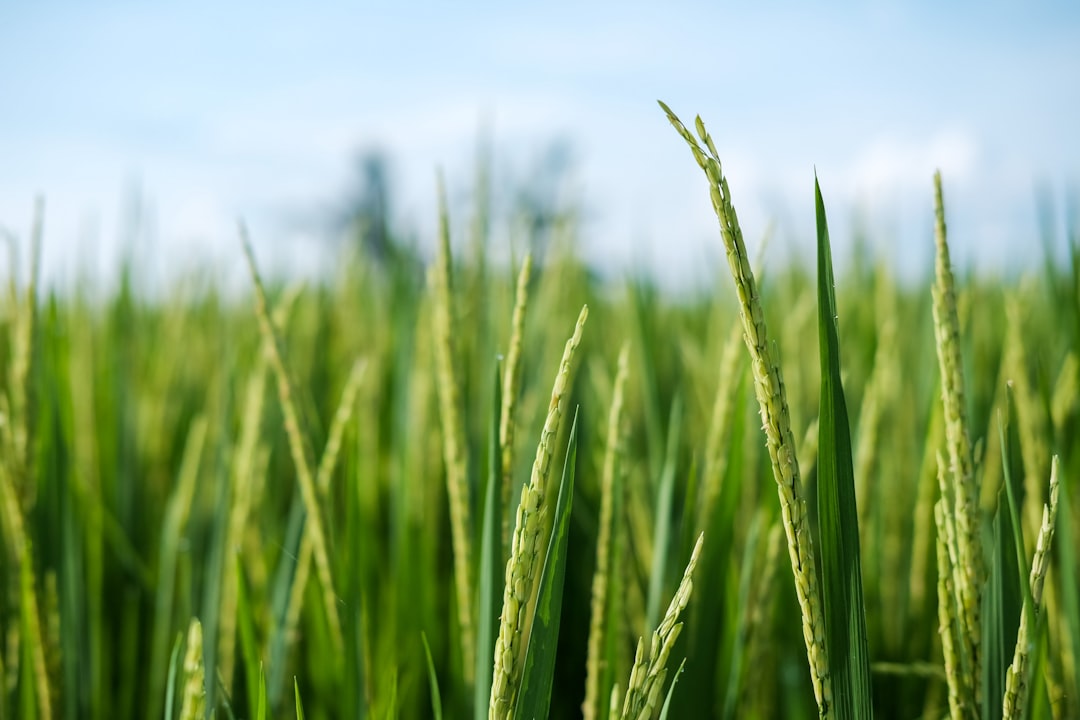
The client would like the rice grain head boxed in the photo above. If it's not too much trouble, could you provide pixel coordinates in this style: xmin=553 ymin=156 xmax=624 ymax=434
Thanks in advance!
xmin=179 ymin=618 xmax=206 ymax=720
xmin=931 ymin=171 xmax=982 ymax=704
xmin=500 ymin=253 xmax=533 ymax=547
xmin=935 ymin=500 xmax=969 ymax=720
xmin=430 ymin=175 xmax=476 ymax=676
xmin=1002 ymin=456 xmax=1061 ymax=719
xmin=583 ymin=343 xmax=630 ymax=720
xmin=489 ymin=305 xmax=588 ymax=719
xmin=619 ymin=533 xmax=704 ymax=720
xmin=659 ymin=101 xmax=831 ymax=715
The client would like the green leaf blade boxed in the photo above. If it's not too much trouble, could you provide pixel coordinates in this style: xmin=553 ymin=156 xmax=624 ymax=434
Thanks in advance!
xmin=421 ymin=632 xmax=444 ymax=720
xmin=814 ymin=177 xmax=874 ymax=719
xmin=475 ymin=360 xmax=504 ymax=720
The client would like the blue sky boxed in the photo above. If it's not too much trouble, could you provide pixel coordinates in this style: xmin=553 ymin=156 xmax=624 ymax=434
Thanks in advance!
xmin=1 ymin=2 xmax=1078 ymax=287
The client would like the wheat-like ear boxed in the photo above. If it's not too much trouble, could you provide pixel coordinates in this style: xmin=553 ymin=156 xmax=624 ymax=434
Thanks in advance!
xmin=430 ymin=174 xmax=476 ymax=676
xmin=660 ymin=100 xmax=831 ymax=715
xmin=931 ymin=171 xmax=983 ymax=706
xmin=936 ymin=495 xmax=970 ymax=720
xmin=243 ymin=234 xmax=343 ymax=656
xmin=490 ymin=306 xmax=588 ymax=719
xmin=500 ymin=253 xmax=533 ymax=547
xmin=178 ymin=618 xmax=206 ymax=720
xmin=619 ymin=533 xmax=704 ymax=720
xmin=1003 ymin=456 xmax=1061 ymax=719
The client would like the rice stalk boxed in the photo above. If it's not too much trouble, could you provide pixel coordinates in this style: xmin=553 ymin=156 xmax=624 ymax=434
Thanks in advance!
xmin=660 ymin=101 xmax=831 ymax=716
xmin=430 ymin=175 xmax=475 ymax=674
xmin=149 ymin=415 xmax=209 ymax=720
xmin=1003 ymin=456 xmax=1061 ymax=719
xmin=501 ymin=253 xmax=533 ymax=547
xmin=935 ymin=500 xmax=969 ymax=720
xmin=284 ymin=358 xmax=367 ymax=667
xmin=853 ymin=314 xmax=895 ymax=534
xmin=315 ymin=359 xmax=367 ymax=496
xmin=932 ymin=171 xmax=982 ymax=707
xmin=1 ymin=452 xmax=51 ymax=720
xmin=217 ymin=360 xmax=269 ymax=690
xmin=936 ymin=450 xmax=977 ymax=708
xmin=489 ymin=305 xmax=588 ymax=719
xmin=242 ymin=235 xmax=343 ymax=657
xmin=583 ymin=343 xmax=630 ymax=720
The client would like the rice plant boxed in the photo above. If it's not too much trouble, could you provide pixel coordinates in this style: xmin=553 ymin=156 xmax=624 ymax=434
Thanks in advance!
xmin=0 ymin=103 xmax=1075 ymax=720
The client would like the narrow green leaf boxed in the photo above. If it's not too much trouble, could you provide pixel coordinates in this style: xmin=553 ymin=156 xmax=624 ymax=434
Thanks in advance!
xmin=215 ymin=673 xmax=239 ymax=720
xmin=200 ymin=447 xmax=232 ymax=714
xmin=685 ymin=372 xmax=751 ymax=719
xmin=164 ymin=633 xmax=184 ymax=720
xmin=235 ymin=556 xmax=261 ymax=718
xmin=294 ymin=677 xmax=305 ymax=720
xmin=814 ymin=176 xmax=874 ymax=719
xmin=658 ymin=659 xmax=688 ymax=720
xmin=385 ymin=670 xmax=398 ymax=719
xmin=421 ymin=633 xmax=444 ymax=720
xmin=256 ymin=666 xmax=267 ymax=720
xmin=999 ymin=403 xmax=1034 ymax=616
xmin=268 ymin=491 xmax=306 ymax=708
xmin=513 ymin=408 xmax=580 ymax=720
xmin=646 ymin=394 xmax=682 ymax=634
xmin=981 ymin=471 xmax=1022 ymax=720
xmin=1056 ymin=477 xmax=1080 ymax=711
xmin=475 ymin=360 xmax=503 ymax=720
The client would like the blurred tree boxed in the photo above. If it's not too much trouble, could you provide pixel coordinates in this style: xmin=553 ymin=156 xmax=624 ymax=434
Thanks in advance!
xmin=513 ymin=139 xmax=578 ymax=266
xmin=345 ymin=149 xmax=394 ymax=263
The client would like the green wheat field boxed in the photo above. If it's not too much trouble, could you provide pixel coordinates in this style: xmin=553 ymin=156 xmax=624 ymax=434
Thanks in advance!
xmin=0 ymin=105 xmax=1076 ymax=719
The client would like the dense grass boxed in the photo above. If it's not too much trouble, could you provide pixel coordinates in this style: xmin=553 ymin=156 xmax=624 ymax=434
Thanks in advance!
xmin=0 ymin=119 xmax=1077 ymax=719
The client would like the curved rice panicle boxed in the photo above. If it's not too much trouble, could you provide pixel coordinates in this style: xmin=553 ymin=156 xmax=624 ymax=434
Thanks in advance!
xmin=659 ymin=101 xmax=831 ymax=715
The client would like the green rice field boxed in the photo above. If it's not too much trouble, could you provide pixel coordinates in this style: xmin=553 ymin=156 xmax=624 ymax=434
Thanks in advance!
xmin=0 ymin=105 xmax=1076 ymax=719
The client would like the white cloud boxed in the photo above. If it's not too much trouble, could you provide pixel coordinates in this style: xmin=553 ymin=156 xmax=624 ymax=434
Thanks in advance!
xmin=846 ymin=129 xmax=980 ymax=200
